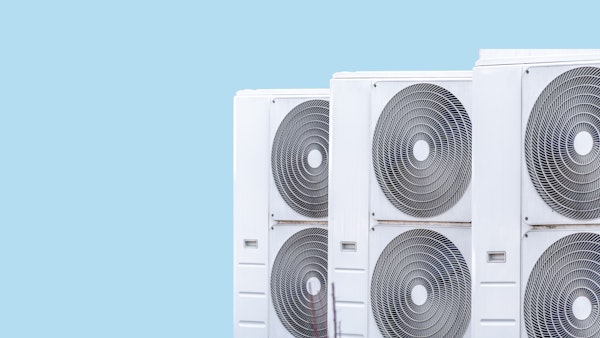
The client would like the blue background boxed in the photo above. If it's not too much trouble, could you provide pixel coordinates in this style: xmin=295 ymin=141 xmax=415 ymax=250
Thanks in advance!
xmin=0 ymin=1 xmax=597 ymax=337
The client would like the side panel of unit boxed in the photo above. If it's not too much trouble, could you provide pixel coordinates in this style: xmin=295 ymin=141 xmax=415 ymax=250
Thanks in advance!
xmin=472 ymin=65 xmax=523 ymax=337
xmin=328 ymin=78 xmax=372 ymax=337
xmin=233 ymin=95 xmax=270 ymax=338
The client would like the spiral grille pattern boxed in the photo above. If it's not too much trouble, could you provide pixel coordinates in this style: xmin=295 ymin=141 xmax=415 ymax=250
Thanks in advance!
xmin=372 ymin=83 xmax=471 ymax=218
xmin=272 ymin=100 xmax=329 ymax=218
xmin=525 ymin=67 xmax=600 ymax=219
xmin=271 ymin=228 xmax=328 ymax=338
xmin=524 ymin=232 xmax=600 ymax=337
xmin=371 ymin=229 xmax=471 ymax=337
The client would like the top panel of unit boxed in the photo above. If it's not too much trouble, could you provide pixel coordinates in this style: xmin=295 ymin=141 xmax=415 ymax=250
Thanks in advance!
xmin=332 ymin=71 xmax=472 ymax=80
xmin=235 ymin=88 xmax=329 ymax=97
xmin=476 ymin=49 xmax=600 ymax=66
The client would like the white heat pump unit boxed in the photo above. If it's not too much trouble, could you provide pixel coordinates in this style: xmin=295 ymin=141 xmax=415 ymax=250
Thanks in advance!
xmin=329 ymin=72 xmax=472 ymax=338
xmin=233 ymin=89 xmax=330 ymax=338
xmin=472 ymin=50 xmax=600 ymax=338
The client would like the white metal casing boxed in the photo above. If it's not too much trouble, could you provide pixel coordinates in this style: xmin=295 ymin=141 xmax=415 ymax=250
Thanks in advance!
xmin=328 ymin=72 xmax=472 ymax=337
xmin=233 ymin=89 xmax=329 ymax=338
xmin=472 ymin=50 xmax=600 ymax=338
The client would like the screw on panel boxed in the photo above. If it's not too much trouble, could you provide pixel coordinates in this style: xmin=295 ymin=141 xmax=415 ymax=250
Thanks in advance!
xmin=525 ymin=217 xmax=528 ymax=221
xmin=271 ymin=226 xmax=274 ymax=230
xmin=371 ymin=227 xmax=375 ymax=231
xmin=524 ymin=233 xmax=528 ymax=238
xmin=373 ymin=83 xmax=377 ymax=88
xmin=272 ymin=100 xmax=275 ymax=103
xmin=525 ymin=70 xmax=530 ymax=74
xmin=372 ymin=212 xmax=375 ymax=216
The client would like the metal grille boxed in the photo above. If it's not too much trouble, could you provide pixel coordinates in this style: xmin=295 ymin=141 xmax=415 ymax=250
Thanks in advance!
xmin=272 ymin=100 xmax=329 ymax=218
xmin=271 ymin=228 xmax=328 ymax=338
xmin=372 ymin=83 xmax=471 ymax=218
xmin=525 ymin=67 xmax=600 ymax=219
xmin=371 ymin=229 xmax=471 ymax=337
xmin=524 ymin=232 xmax=600 ymax=337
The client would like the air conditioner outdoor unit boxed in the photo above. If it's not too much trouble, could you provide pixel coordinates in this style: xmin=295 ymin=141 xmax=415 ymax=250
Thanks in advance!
xmin=328 ymin=72 xmax=472 ymax=337
xmin=472 ymin=49 xmax=600 ymax=338
xmin=233 ymin=89 xmax=330 ymax=338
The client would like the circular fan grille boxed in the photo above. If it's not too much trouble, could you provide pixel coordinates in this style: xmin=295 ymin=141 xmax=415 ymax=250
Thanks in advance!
xmin=524 ymin=232 xmax=600 ymax=337
xmin=272 ymin=100 xmax=329 ymax=218
xmin=372 ymin=83 xmax=471 ymax=218
xmin=271 ymin=227 xmax=328 ymax=338
xmin=371 ymin=229 xmax=471 ymax=337
xmin=525 ymin=67 xmax=600 ymax=219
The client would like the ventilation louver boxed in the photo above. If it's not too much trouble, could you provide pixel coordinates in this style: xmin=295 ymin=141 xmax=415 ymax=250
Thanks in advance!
xmin=525 ymin=67 xmax=600 ymax=220
xmin=272 ymin=100 xmax=329 ymax=218
xmin=371 ymin=229 xmax=471 ymax=337
xmin=524 ymin=232 xmax=600 ymax=337
xmin=372 ymin=83 xmax=471 ymax=218
xmin=271 ymin=227 xmax=328 ymax=338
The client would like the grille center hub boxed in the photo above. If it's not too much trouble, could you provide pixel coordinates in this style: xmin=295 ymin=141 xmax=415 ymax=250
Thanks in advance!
xmin=574 ymin=130 xmax=594 ymax=156
xmin=413 ymin=140 xmax=430 ymax=162
xmin=411 ymin=284 xmax=428 ymax=306
xmin=573 ymin=296 xmax=592 ymax=320
xmin=307 ymin=149 xmax=323 ymax=168
xmin=306 ymin=276 xmax=321 ymax=296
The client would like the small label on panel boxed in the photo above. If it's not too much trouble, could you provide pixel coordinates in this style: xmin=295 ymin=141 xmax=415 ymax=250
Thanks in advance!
xmin=487 ymin=251 xmax=506 ymax=263
xmin=341 ymin=241 xmax=357 ymax=252
xmin=244 ymin=239 xmax=258 ymax=249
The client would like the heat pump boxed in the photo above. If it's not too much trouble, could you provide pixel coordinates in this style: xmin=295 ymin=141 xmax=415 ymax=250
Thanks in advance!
xmin=522 ymin=229 xmax=600 ymax=337
xmin=328 ymin=72 xmax=472 ymax=337
xmin=233 ymin=89 xmax=329 ymax=338
xmin=472 ymin=50 xmax=600 ymax=338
